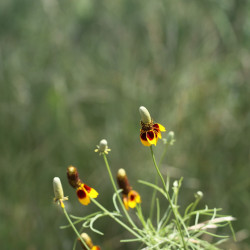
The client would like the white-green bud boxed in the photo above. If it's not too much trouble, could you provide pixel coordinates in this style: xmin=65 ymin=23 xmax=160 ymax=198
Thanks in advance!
xmin=195 ymin=191 xmax=203 ymax=199
xmin=99 ymin=139 xmax=108 ymax=152
xmin=172 ymin=180 xmax=179 ymax=193
xmin=173 ymin=180 xmax=178 ymax=188
xmin=139 ymin=106 xmax=152 ymax=123
xmin=53 ymin=177 xmax=65 ymax=201
xmin=95 ymin=139 xmax=111 ymax=155
xmin=167 ymin=131 xmax=175 ymax=145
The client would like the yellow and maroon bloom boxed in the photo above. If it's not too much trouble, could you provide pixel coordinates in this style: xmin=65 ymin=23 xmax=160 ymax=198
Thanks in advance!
xmin=67 ymin=166 xmax=98 ymax=206
xmin=76 ymin=183 xmax=98 ymax=206
xmin=139 ymin=106 xmax=166 ymax=146
xmin=117 ymin=168 xmax=141 ymax=210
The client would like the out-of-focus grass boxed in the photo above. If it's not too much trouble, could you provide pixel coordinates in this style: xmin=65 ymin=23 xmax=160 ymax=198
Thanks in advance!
xmin=0 ymin=0 xmax=249 ymax=249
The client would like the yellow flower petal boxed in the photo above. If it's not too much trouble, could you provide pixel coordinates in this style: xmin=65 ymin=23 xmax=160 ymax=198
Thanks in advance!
xmin=128 ymin=190 xmax=141 ymax=208
xmin=140 ymin=136 xmax=151 ymax=146
xmin=123 ymin=195 xmax=129 ymax=210
xmin=84 ymin=184 xmax=99 ymax=198
xmin=92 ymin=246 xmax=101 ymax=250
xmin=140 ymin=131 xmax=151 ymax=146
xmin=157 ymin=123 xmax=166 ymax=132
xmin=77 ymin=186 xmax=91 ymax=205
xmin=88 ymin=188 xmax=98 ymax=198
xmin=146 ymin=131 xmax=157 ymax=145
xmin=157 ymin=131 xmax=162 ymax=139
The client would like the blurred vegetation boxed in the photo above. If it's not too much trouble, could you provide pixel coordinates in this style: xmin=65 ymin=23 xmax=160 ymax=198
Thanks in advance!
xmin=0 ymin=0 xmax=249 ymax=249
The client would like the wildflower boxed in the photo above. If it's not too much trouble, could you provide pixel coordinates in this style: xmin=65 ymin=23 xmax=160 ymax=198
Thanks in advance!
xmin=139 ymin=106 xmax=166 ymax=146
xmin=53 ymin=177 xmax=68 ymax=208
xmin=67 ymin=166 xmax=98 ymax=206
xmin=94 ymin=139 xmax=111 ymax=155
xmin=117 ymin=168 xmax=141 ymax=210
xmin=79 ymin=233 xmax=101 ymax=250
xmin=76 ymin=183 xmax=98 ymax=206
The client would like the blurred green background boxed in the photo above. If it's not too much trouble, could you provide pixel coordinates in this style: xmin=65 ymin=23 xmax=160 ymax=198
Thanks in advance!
xmin=1 ymin=0 xmax=249 ymax=249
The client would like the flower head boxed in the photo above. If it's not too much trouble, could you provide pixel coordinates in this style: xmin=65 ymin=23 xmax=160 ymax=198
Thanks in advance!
xmin=53 ymin=177 xmax=68 ymax=208
xmin=94 ymin=139 xmax=111 ymax=155
xmin=67 ymin=166 xmax=98 ymax=206
xmin=67 ymin=165 xmax=82 ymax=188
xmin=139 ymin=106 xmax=166 ymax=146
xmin=79 ymin=232 xmax=101 ymax=250
xmin=117 ymin=168 xmax=141 ymax=210
xmin=76 ymin=183 xmax=98 ymax=206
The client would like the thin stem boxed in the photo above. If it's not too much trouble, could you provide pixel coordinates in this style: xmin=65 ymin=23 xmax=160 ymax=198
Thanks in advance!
xmin=150 ymin=143 xmax=169 ymax=220
xmin=159 ymin=143 xmax=169 ymax=167
xmin=149 ymin=175 xmax=158 ymax=220
xmin=136 ymin=204 xmax=147 ymax=228
xmin=150 ymin=146 xmax=166 ymax=188
xmin=102 ymin=154 xmax=138 ymax=229
xmin=91 ymin=198 xmax=145 ymax=242
xmin=186 ymin=198 xmax=201 ymax=227
xmin=149 ymin=146 xmax=187 ymax=250
xmin=61 ymin=203 xmax=90 ymax=250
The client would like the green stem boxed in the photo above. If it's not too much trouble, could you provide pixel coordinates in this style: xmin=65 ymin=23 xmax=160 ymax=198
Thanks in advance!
xmin=149 ymin=175 xmax=158 ymax=220
xmin=136 ymin=204 xmax=147 ymax=228
xmin=102 ymin=154 xmax=138 ymax=230
xmin=150 ymin=144 xmax=168 ymax=220
xmin=150 ymin=146 xmax=187 ymax=250
xmin=62 ymin=205 xmax=90 ymax=250
xmin=186 ymin=197 xmax=201 ymax=226
xmin=91 ymin=198 xmax=144 ymax=242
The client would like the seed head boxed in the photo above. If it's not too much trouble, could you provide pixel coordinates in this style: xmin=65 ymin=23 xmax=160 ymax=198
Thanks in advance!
xmin=53 ymin=177 xmax=68 ymax=207
xmin=139 ymin=106 xmax=152 ymax=123
xmin=67 ymin=165 xmax=82 ymax=189
xmin=117 ymin=168 xmax=132 ymax=195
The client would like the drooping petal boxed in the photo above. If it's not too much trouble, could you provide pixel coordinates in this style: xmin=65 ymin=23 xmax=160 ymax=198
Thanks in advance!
xmin=153 ymin=123 xmax=166 ymax=139
xmin=140 ymin=131 xmax=151 ymax=146
xmin=84 ymin=184 xmax=98 ymax=198
xmin=123 ymin=195 xmax=129 ymax=210
xmin=156 ymin=123 xmax=166 ymax=132
xmin=128 ymin=190 xmax=141 ymax=208
xmin=146 ymin=131 xmax=157 ymax=145
xmin=77 ymin=185 xmax=91 ymax=205
xmin=153 ymin=127 xmax=162 ymax=139
xmin=156 ymin=130 xmax=162 ymax=139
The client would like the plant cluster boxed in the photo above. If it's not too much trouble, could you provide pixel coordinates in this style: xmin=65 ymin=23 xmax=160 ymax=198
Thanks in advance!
xmin=53 ymin=107 xmax=235 ymax=249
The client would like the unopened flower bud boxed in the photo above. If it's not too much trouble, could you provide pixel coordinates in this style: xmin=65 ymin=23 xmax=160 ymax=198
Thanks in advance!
xmin=167 ymin=131 xmax=175 ymax=145
xmin=99 ymin=139 xmax=108 ymax=151
xmin=173 ymin=180 xmax=178 ymax=188
xmin=139 ymin=106 xmax=152 ymax=124
xmin=79 ymin=233 xmax=94 ymax=249
xmin=117 ymin=168 xmax=132 ymax=195
xmin=94 ymin=139 xmax=111 ymax=155
xmin=195 ymin=191 xmax=203 ymax=199
xmin=67 ymin=165 xmax=82 ymax=189
xmin=79 ymin=233 xmax=101 ymax=250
